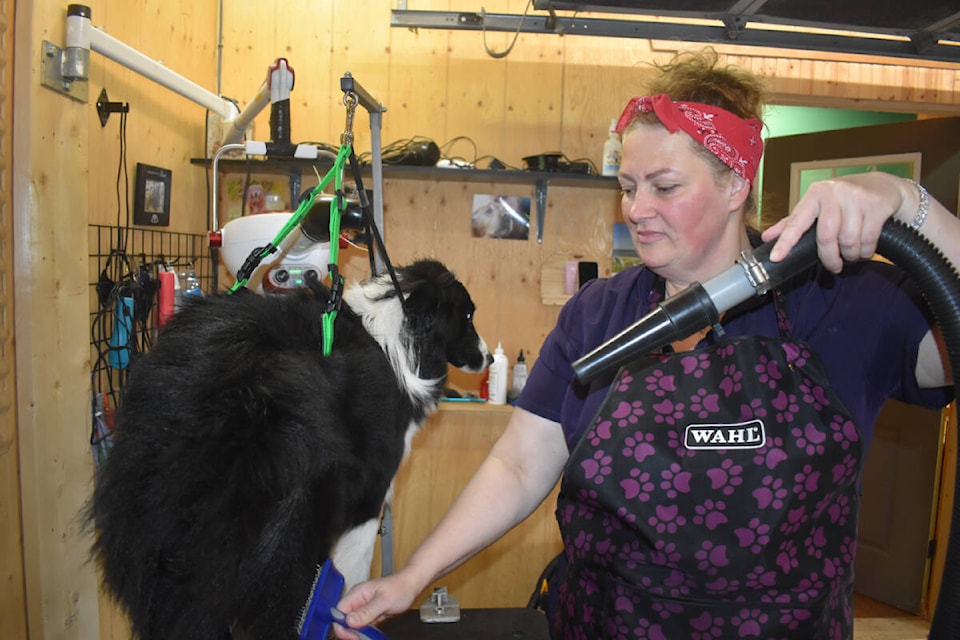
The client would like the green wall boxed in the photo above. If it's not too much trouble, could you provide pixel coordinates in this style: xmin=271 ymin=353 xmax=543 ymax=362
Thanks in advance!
xmin=756 ymin=107 xmax=916 ymax=219
xmin=763 ymin=106 xmax=915 ymax=139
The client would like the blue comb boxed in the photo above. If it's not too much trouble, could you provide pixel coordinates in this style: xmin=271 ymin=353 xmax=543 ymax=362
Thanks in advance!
xmin=298 ymin=560 xmax=388 ymax=640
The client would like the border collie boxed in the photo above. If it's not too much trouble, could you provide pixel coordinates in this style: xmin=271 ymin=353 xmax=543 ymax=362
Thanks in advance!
xmin=86 ymin=259 xmax=492 ymax=640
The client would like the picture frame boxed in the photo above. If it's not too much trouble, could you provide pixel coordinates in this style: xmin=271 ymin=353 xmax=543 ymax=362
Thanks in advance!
xmin=470 ymin=193 xmax=531 ymax=240
xmin=133 ymin=163 xmax=172 ymax=226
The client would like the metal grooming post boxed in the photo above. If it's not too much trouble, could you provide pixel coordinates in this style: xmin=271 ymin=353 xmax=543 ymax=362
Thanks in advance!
xmin=338 ymin=72 xmax=394 ymax=574
xmin=340 ymin=72 xmax=388 ymax=273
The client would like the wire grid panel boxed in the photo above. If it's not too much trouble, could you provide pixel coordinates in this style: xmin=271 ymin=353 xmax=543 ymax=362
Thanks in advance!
xmin=88 ymin=224 xmax=213 ymax=418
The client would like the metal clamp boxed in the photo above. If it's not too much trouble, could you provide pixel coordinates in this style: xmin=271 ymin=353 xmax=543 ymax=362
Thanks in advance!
xmin=419 ymin=587 xmax=461 ymax=623
xmin=738 ymin=247 xmax=771 ymax=295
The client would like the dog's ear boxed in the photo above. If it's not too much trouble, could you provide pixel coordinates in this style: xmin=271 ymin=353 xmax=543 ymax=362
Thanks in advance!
xmin=402 ymin=279 xmax=441 ymax=334
xmin=397 ymin=260 xmax=461 ymax=336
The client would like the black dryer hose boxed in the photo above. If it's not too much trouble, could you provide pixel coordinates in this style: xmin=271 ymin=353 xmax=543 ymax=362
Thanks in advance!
xmin=875 ymin=219 xmax=960 ymax=640
xmin=570 ymin=217 xmax=960 ymax=637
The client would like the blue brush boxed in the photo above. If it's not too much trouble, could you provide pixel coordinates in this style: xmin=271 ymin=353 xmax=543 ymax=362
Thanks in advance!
xmin=298 ymin=560 xmax=388 ymax=640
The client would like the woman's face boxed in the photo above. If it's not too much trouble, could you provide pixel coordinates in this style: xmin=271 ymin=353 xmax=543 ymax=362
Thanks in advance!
xmin=618 ymin=123 xmax=749 ymax=290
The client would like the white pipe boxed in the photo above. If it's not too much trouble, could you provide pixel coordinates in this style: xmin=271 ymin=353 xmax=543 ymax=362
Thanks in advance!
xmin=227 ymin=82 xmax=270 ymax=145
xmin=87 ymin=27 xmax=238 ymax=120
xmin=64 ymin=6 xmax=91 ymax=49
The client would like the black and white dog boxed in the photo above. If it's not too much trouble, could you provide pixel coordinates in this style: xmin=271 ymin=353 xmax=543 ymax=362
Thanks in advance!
xmin=86 ymin=259 xmax=492 ymax=640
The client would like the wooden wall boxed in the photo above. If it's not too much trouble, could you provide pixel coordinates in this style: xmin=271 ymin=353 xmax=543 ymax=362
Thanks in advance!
xmin=385 ymin=405 xmax=565 ymax=609
xmin=12 ymin=1 xmax=217 ymax=638
xmin=7 ymin=0 xmax=960 ymax=638
xmin=0 ymin=0 xmax=26 ymax=638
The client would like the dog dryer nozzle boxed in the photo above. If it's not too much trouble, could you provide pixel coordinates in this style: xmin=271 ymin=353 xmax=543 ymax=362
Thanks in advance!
xmin=300 ymin=194 xmax=365 ymax=243
xmin=572 ymin=227 xmax=820 ymax=383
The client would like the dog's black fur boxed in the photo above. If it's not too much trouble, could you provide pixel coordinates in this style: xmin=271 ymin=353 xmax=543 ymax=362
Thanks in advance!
xmin=86 ymin=259 xmax=490 ymax=640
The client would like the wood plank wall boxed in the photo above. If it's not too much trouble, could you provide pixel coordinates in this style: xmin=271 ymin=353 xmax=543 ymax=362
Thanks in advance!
xmin=7 ymin=0 xmax=960 ymax=638
xmin=384 ymin=405 xmax=565 ymax=609
xmin=0 ymin=0 xmax=26 ymax=638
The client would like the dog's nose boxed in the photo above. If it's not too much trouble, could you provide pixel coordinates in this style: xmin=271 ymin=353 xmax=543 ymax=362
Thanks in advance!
xmin=485 ymin=353 xmax=495 ymax=368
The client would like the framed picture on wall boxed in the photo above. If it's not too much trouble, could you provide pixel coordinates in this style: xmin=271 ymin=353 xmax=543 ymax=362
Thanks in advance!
xmin=133 ymin=163 xmax=172 ymax=226
xmin=470 ymin=194 xmax=531 ymax=240
xmin=788 ymin=152 xmax=920 ymax=210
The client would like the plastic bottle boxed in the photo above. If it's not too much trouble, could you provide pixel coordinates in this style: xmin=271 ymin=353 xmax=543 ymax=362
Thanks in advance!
xmin=510 ymin=349 xmax=528 ymax=399
xmin=602 ymin=118 xmax=622 ymax=177
xmin=488 ymin=342 xmax=509 ymax=405
xmin=181 ymin=267 xmax=204 ymax=303
xmin=170 ymin=268 xmax=183 ymax=313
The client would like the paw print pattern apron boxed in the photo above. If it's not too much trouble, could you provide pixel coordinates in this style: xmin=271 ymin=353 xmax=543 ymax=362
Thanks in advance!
xmin=553 ymin=294 xmax=863 ymax=639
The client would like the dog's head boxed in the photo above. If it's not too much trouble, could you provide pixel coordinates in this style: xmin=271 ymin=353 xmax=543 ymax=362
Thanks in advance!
xmin=397 ymin=260 xmax=493 ymax=375
xmin=342 ymin=260 xmax=493 ymax=391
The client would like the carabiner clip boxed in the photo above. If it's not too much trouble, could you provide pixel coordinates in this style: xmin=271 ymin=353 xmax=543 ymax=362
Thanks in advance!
xmin=341 ymin=92 xmax=358 ymax=146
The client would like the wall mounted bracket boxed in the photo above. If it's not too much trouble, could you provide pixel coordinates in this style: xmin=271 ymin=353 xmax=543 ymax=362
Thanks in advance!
xmin=40 ymin=40 xmax=88 ymax=103
xmin=535 ymin=178 xmax=548 ymax=244
xmin=96 ymin=88 xmax=129 ymax=127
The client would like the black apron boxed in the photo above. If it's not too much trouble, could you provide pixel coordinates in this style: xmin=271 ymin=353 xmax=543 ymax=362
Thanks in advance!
xmin=553 ymin=292 xmax=863 ymax=639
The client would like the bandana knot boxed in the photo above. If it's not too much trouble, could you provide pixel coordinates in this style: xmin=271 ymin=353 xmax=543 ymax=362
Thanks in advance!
xmin=614 ymin=94 xmax=764 ymax=184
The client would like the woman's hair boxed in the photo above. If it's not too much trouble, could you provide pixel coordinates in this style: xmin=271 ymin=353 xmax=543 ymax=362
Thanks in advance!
xmin=636 ymin=49 xmax=769 ymax=223
xmin=644 ymin=48 xmax=767 ymax=121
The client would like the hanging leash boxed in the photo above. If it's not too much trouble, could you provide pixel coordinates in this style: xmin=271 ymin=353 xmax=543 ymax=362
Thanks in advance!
xmin=228 ymin=86 xmax=407 ymax=356
xmin=346 ymin=148 xmax=407 ymax=314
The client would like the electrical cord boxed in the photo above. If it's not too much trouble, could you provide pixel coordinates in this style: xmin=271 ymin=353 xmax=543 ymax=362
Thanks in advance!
xmin=481 ymin=0 xmax=532 ymax=59
xmin=355 ymin=135 xmax=523 ymax=171
xmin=114 ymin=109 xmax=130 ymax=253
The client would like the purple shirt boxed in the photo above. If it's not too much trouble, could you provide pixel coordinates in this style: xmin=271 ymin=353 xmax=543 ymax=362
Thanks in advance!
xmin=517 ymin=260 xmax=951 ymax=452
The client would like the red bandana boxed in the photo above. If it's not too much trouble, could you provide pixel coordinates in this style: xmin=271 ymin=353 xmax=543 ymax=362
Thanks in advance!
xmin=614 ymin=94 xmax=764 ymax=184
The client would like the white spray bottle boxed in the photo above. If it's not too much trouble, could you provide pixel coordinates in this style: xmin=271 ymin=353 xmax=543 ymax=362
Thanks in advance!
xmin=488 ymin=342 xmax=509 ymax=405
xmin=602 ymin=118 xmax=622 ymax=177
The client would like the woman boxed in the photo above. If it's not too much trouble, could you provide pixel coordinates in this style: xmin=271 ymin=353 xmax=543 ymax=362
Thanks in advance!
xmin=336 ymin=51 xmax=959 ymax=638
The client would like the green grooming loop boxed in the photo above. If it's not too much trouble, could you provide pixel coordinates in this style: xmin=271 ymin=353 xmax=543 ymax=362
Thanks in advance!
xmin=225 ymin=73 xmax=389 ymax=359
xmin=228 ymin=144 xmax=350 ymax=294
xmin=228 ymin=143 xmax=351 ymax=355
xmin=321 ymin=149 xmax=348 ymax=356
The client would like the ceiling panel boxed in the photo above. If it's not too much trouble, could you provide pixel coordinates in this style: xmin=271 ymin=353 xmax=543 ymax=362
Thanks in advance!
xmin=525 ymin=1 xmax=960 ymax=62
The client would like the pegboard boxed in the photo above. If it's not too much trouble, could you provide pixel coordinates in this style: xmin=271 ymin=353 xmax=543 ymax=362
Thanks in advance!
xmin=88 ymin=224 xmax=213 ymax=463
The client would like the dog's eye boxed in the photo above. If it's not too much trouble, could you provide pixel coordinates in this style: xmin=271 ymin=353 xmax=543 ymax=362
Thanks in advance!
xmin=466 ymin=312 xmax=473 ymax=321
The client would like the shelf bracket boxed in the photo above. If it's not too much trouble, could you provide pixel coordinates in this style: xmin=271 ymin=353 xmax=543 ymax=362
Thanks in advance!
xmin=535 ymin=178 xmax=548 ymax=244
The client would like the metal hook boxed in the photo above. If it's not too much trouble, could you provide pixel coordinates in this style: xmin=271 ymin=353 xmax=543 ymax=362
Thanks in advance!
xmin=341 ymin=92 xmax=358 ymax=146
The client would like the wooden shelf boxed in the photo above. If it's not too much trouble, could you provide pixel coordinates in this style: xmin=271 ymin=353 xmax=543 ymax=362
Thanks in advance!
xmin=195 ymin=155 xmax=619 ymax=242
xmin=191 ymin=157 xmax=619 ymax=189
xmin=438 ymin=400 xmax=515 ymax=413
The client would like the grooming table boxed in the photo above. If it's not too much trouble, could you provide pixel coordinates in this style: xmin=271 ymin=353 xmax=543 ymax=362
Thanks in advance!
xmin=379 ymin=608 xmax=549 ymax=639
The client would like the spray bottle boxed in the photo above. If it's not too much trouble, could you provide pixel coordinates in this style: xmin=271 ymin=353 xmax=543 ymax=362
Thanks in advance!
xmin=488 ymin=342 xmax=508 ymax=405
xmin=602 ymin=118 xmax=622 ymax=177
xmin=509 ymin=349 xmax=528 ymax=400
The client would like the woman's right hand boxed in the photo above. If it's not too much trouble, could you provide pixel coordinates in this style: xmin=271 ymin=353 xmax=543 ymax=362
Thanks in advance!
xmin=333 ymin=570 xmax=421 ymax=638
xmin=334 ymin=409 xmax=569 ymax=638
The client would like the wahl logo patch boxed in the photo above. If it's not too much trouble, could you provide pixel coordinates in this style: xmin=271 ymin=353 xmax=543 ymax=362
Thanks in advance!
xmin=684 ymin=419 xmax=766 ymax=450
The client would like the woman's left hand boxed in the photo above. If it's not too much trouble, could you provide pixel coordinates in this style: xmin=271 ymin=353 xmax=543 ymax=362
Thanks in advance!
xmin=763 ymin=171 xmax=960 ymax=390
xmin=761 ymin=172 xmax=919 ymax=272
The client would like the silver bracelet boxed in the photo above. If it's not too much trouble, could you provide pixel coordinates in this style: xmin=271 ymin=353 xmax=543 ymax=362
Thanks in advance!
xmin=906 ymin=179 xmax=929 ymax=231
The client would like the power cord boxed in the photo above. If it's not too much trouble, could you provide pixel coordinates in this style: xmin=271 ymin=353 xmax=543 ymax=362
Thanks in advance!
xmin=481 ymin=0 xmax=533 ymax=59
